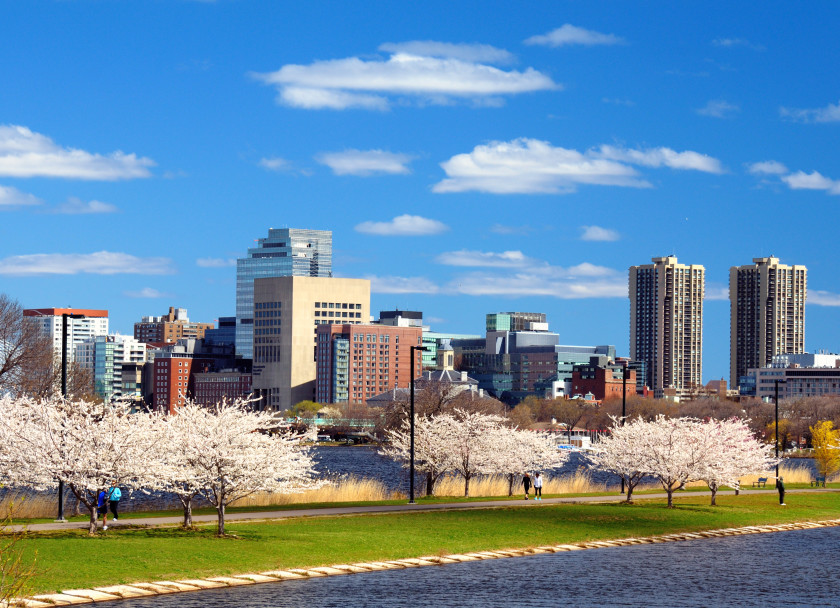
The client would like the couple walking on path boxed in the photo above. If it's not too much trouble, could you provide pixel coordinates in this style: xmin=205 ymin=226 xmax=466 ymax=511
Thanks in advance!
xmin=522 ymin=473 xmax=543 ymax=500
xmin=97 ymin=486 xmax=122 ymax=530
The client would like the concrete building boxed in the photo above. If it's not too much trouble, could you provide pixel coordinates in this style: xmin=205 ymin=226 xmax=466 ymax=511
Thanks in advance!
xmin=192 ymin=370 xmax=252 ymax=406
xmin=76 ymin=334 xmax=147 ymax=402
xmin=730 ymin=257 xmax=807 ymax=390
xmin=24 ymin=308 xmax=109 ymax=363
xmin=630 ymin=256 xmax=704 ymax=398
xmin=315 ymin=323 xmax=423 ymax=404
xmin=251 ymin=276 xmax=370 ymax=411
xmin=741 ymin=353 xmax=840 ymax=400
xmin=236 ymin=228 xmax=332 ymax=359
xmin=134 ymin=307 xmax=214 ymax=345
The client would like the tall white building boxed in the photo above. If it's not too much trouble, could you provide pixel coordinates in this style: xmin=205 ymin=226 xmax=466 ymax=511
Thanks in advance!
xmin=235 ymin=228 xmax=332 ymax=359
xmin=630 ymin=256 xmax=704 ymax=398
xmin=730 ymin=257 xmax=807 ymax=389
xmin=23 ymin=308 xmax=109 ymax=363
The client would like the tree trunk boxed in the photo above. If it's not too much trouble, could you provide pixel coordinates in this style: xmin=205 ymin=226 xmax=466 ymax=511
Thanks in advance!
xmin=216 ymin=503 xmax=225 ymax=536
xmin=464 ymin=474 xmax=470 ymax=497
xmin=426 ymin=472 xmax=434 ymax=497
xmin=625 ymin=479 xmax=634 ymax=503
xmin=710 ymin=485 xmax=717 ymax=506
xmin=507 ymin=473 xmax=515 ymax=497
xmin=666 ymin=487 xmax=674 ymax=508
xmin=182 ymin=496 xmax=193 ymax=528
xmin=88 ymin=505 xmax=98 ymax=535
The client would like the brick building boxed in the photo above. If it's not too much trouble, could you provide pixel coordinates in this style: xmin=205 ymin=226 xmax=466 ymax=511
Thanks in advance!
xmin=571 ymin=356 xmax=636 ymax=401
xmin=134 ymin=307 xmax=214 ymax=345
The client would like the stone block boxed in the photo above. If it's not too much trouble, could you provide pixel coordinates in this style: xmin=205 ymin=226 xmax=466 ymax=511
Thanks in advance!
xmin=61 ymin=590 xmax=120 ymax=602
xmin=93 ymin=585 xmax=157 ymax=598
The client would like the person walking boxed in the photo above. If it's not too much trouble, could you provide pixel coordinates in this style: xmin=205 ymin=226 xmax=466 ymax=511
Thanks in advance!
xmin=97 ymin=489 xmax=109 ymax=531
xmin=533 ymin=472 xmax=543 ymax=501
xmin=776 ymin=476 xmax=786 ymax=506
xmin=522 ymin=473 xmax=532 ymax=500
xmin=108 ymin=485 xmax=122 ymax=521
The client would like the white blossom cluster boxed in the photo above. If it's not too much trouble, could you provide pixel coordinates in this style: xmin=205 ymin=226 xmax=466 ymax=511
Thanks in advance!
xmin=0 ymin=395 xmax=320 ymax=535
xmin=589 ymin=415 xmax=777 ymax=506
xmin=380 ymin=409 xmax=568 ymax=497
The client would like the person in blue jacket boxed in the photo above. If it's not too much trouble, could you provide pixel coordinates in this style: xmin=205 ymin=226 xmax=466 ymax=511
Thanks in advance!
xmin=108 ymin=485 xmax=122 ymax=520
xmin=97 ymin=490 xmax=109 ymax=530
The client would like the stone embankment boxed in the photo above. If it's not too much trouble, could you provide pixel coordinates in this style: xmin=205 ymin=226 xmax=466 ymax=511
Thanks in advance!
xmin=16 ymin=518 xmax=840 ymax=606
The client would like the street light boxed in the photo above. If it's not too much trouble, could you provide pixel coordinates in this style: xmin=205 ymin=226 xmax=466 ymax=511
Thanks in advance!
xmin=57 ymin=312 xmax=85 ymax=522
xmin=408 ymin=344 xmax=428 ymax=504
xmin=774 ymin=378 xmax=786 ymax=479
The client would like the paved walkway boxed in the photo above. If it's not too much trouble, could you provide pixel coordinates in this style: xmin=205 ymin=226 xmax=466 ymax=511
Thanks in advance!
xmin=15 ymin=487 xmax=837 ymax=533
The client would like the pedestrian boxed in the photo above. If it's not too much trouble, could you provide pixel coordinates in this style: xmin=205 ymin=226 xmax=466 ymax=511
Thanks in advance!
xmin=522 ymin=473 xmax=531 ymax=500
xmin=776 ymin=476 xmax=786 ymax=506
xmin=533 ymin=472 xmax=543 ymax=501
xmin=97 ymin=489 xmax=109 ymax=531
xmin=108 ymin=485 xmax=122 ymax=521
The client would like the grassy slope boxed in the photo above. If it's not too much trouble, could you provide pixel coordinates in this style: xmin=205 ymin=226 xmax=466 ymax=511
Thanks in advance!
xmin=16 ymin=492 xmax=840 ymax=595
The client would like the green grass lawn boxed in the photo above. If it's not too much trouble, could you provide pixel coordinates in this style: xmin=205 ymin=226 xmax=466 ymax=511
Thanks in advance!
xmin=14 ymin=491 xmax=840 ymax=595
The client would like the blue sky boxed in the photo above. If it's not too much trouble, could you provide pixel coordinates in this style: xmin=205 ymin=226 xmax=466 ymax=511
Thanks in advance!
xmin=2 ymin=1 xmax=840 ymax=382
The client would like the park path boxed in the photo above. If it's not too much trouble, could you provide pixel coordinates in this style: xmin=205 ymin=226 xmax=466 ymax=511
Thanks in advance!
xmin=14 ymin=487 xmax=836 ymax=533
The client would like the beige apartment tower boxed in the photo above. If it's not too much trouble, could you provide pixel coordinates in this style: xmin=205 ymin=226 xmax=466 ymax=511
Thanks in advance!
xmin=730 ymin=257 xmax=806 ymax=389
xmin=251 ymin=276 xmax=371 ymax=411
xmin=630 ymin=256 xmax=704 ymax=398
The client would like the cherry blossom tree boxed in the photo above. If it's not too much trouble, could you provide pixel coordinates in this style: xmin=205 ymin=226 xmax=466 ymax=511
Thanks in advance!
xmin=639 ymin=416 xmax=708 ymax=508
xmin=588 ymin=416 xmax=653 ymax=503
xmin=696 ymin=418 xmax=776 ymax=505
xmin=0 ymin=394 xmax=162 ymax=534
xmin=380 ymin=414 xmax=455 ymax=496
xmin=169 ymin=399 xmax=322 ymax=536
xmin=439 ymin=409 xmax=507 ymax=497
xmin=486 ymin=426 xmax=569 ymax=495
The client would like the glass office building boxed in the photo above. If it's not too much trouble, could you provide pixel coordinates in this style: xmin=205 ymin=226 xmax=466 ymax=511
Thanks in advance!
xmin=235 ymin=228 xmax=332 ymax=359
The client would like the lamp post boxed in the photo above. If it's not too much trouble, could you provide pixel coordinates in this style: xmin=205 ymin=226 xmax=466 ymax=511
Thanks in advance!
xmin=774 ymin=378 xmax=785 ymax=479
xmin=620 ymin=362 xmax=627 ymax=494
xmin=56 ymin=312 xmax=84 ymax=522
xmin=408 ymin=345 xmax=427 ymax=504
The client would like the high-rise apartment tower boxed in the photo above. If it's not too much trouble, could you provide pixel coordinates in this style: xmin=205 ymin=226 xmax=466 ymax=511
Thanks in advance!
xmin=235 ymin=228 xmax=332 ymax=359
xmin=729 ymin=257 xmax=806 ymax=389
xmin=629 ymin=256 xmax=704 ymax=398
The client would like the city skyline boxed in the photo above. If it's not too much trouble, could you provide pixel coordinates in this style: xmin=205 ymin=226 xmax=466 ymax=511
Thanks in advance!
xmin=2 ymin=3 xmax=840 ymax=382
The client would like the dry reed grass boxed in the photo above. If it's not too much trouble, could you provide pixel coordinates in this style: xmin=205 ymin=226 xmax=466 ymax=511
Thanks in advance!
xmin=433 ymin=470 xmax=606 ymax=497
xmin=0 ymin=492 xmax=59 ymax=520
xmin=229 ymin=476 xmax=400 ymax=507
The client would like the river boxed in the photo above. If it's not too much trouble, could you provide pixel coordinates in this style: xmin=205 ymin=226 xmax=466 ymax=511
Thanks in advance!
xmin=103 ymin=526 xmax=840 ymax=607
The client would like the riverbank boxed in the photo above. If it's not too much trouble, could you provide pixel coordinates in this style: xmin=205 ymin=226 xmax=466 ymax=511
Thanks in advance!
xmin=14 ymin=490 xmax=840 ymax=598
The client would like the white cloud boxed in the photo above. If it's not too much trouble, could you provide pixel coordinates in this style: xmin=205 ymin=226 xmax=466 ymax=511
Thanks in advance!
xmin=53 ymin=197 xmax=117 ymax=214
xmin=525 ymin=24 xmax=624 ymax=48
xmin=705 ymin=284 xmax=729 ymax=300
xmin=0 ymin=125 xmax=154 ymax=180
xmin=449 ymin=272 xmax=627 ymax=299
xmin=0 ymin=185 xmax=42 ymax=209
xmin=253 ymin=50 xmax=557 ymax=110
xmin=596 ymin=145 xmax=724 ymax=174
xmin=490 ymin=224 xmax=532 ymax=235
xmin=197 ymin=257 xmax=237 ymax=268
xmin=808 ymin=290 xmax=840 ymax=306
xmin=378 ymin=41 xmax=514 ymax=65
xmin=366 ymin=275 xmax=440 ymax=294
xmin=259 ymin=157 xmax=290 ymax=171
xmin=780 ymin=100 xmax=840 ymax=123
xmin=355 ymin=214 xmax=449 ymax=236
xmin=580 ymin=225 xmax=620 ymax=242
xmin=436 ymin=250 xmax=533 ymax=268
xmin=0 ymin=251 xmax=175 ymax=276
xmin=124 ymin=287 xmax=171 ymax=299
xmin=711 ymin=38 xmax=765 ymax=51
xmin=317 ymin=149 xmax=413 ymax=176
xmin=781 ymin=170 xmax=840 ymax=195
xmin=747 ymin=160 xmax=788 ymax=175
xmin=697 ymin=99 xmax=740 ymax=118
xmin=434 ymin=138 xmax=722 ymax=194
